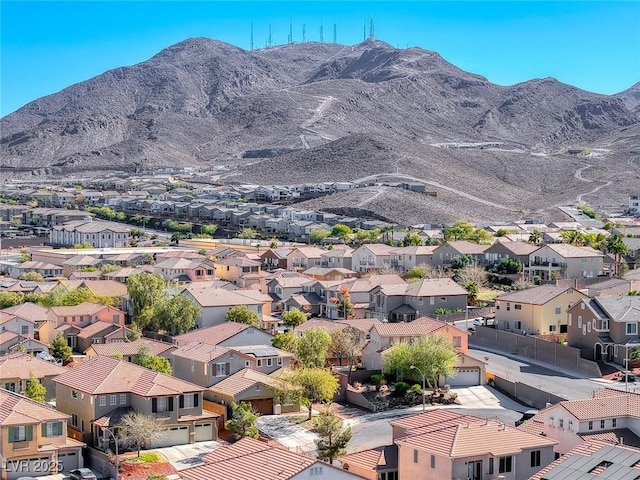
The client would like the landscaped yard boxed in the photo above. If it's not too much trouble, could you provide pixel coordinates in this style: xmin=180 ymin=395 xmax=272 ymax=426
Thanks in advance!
xmin=118 ymin=451 xmax=176 ymax=480
xmin=353 ymin=376 xmax=460 ymax=411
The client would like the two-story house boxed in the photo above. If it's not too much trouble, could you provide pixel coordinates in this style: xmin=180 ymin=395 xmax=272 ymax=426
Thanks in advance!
xmin=1 ymin=388 xmax=86 ymax=478
xmin=523 ymin=244 xmax=604 ymax=281
xmin=286 ymin=247 xmax=325 ymax=271
xmin=52 ymin=356 xmax=218 ymax=448
xmin=324 ymin=275 xmax=406 ymax=320
xmin=153 ymin=257 xmax=216 ymax=283
xmin=494 ymin=286 xmax=588 ymax=335
xmin=213 ymin=257 xmax=261 ymax=284
xmin=483 ymin=241 xmax=539 ymax=267
xmin=0 ymin=352 xmax=66 ymax=401
xmin=50 ymin=220 xmax=130 ymax=248
xmin=431 ymin=241 xmax=489 ymax=270
xmin=320 ymin=247 xmax=354 ymax=270
xmin=351 ymin=244 xmax=395 ymax=273
xmin=390 ymin=246 xmax=438 ymax=272
xmin=566 ymin=296 xmax=640 ymax=364
xmin=172 ymin=322 xmax=274 ymax=348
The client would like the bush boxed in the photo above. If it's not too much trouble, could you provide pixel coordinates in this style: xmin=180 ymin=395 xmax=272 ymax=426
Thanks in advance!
xmin=393 ymin=382 xmax=410 ymax=398
xmin=370 ymin=374 xmax=386 ymax=390
xmin=409 ymin=384 xmax=423 ymax=393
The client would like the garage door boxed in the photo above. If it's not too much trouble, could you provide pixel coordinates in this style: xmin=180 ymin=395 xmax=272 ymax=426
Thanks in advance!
xmin=151 ymin=425 xmax=190 ymax=448
xmin=6 ymin=456 xmax=49 ymax=480
xmin=251 ymin=398 xmax=273 ymax=415
xmin=58 ymin=451 xmax=79 ymax=472
xmin=195 ymin=423 xmax=214 ymax=442
xmin=446 ymin=368 xmax=480 ymax=387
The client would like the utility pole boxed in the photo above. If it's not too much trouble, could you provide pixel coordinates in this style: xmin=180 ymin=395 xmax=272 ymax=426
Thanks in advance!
xmin=302 ymin=24 xmax=306 ymax=43
xmin=369 ymin=16 xmax=375 ymax=41
xmin=319 ymin=19 xmax=324 ymax=43
xmin=333 ymin=22 xmax=337 ymax=44
xmin=288 ymin=18 xmax=293 ymax=44
xmin=250 ymin=22 xmax=254 ymax=51
xmin=268 ymin=23 xmax=272 ymax=47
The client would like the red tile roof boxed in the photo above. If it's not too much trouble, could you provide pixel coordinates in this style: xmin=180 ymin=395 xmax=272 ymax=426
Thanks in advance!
xmin=0 ymin=352 xmax=66 ymax=380
xmin=53 ymin=355 xmax=203 ymax=396
xmin=173 ymin=323 xmax=268 ymax=346
xmin=0 ymin=388 xmax=68 ymax=426
xmin=85 ymin=338 xmax=175 ymax=357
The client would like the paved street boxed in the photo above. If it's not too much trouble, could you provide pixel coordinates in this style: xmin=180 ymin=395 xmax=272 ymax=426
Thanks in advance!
xmin=469 ymin=348 xmax=615 ymax=400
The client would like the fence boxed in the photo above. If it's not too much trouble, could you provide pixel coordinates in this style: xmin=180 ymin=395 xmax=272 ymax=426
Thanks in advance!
xmin=86 ymin=447 xmax=116 ymax=480
xmin=471 ymin=327 xmax=601 ymax=378
xmin=491 ymin=376 xmax=565 ymax=409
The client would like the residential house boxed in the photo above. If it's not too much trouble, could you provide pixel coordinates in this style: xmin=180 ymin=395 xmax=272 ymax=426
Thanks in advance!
xmin=0 ymin=311 xmax=35 ymax=339
xmin=351 ymin=244 xmax=395 ymax=273
xmin=183 ymin=284 xmax=271 ymax=329
xmin=325 ymin=275 xmax=406 ymax=320
xmin=8 ymin=261 xmax=63 ymax=279
xmin=61 ymin=255 xmax=102 ymax=277
xmin=84 ymin=338 xmax=176 ymax=363
xmin=0 ymin=332 xmax=49 ymax=356
xmin=320 ymin=247 xmax=354 ymax=270
xmin=0 ymin=352 xmax=66 ymax=400
xmin=74 ymin=323 xmax=130 ymax=354
xmin=524 ymin=244 xmax=604 ymax=281
xmin=483 ymin=241 xmax=540 ymax=267
xmin=153 ymin=257 xmax=216 ymax=283
xmin=179 ymin=436 xmax=361 ymax=480
xmin=286 ymin=247 xmax=325 ymax=271
xmin=432 ymin=241 xmax=489 ymax=269
xmin=0 ymin=388 xmax=85 ymax=479
xmin=494 ymin=286 xmax=588 ymax=335
xmin=340 ymin=410 xmax=556 ymax=480
xmin=368 ymin=278 xmax=469 ymax=322
xmin=267 ymin=271 xmax=315 ymax=306
xmin=566 ymin=296 xmax=640 ymax=364
xmin=390 ymin=246 xmax=438 ymax=272
xmin=50 ymin=220 xmax=130 ymax=248
xmin=302 ymin=267 xmax=357 ymax=282
xmin=519 ymin=388 xmax=640 ymax=454
xmin=260 ymin=247 xmax=293 ymax=271
xmin=172 ymin=323 xmax=274 ymax=348
xmin=529 ymin=440 xmax=640 ymax=480
xmin=213 ymin=256 xmax=261 ymax=284
xmin=362 ymin=317 xmax=485 ymax=386
xmin=53 ymin=355 xmax=217 ymax=447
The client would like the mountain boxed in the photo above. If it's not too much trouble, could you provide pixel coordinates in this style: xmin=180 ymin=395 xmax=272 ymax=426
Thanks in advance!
xmin=1 ymin=37 xmax=638 ymax=223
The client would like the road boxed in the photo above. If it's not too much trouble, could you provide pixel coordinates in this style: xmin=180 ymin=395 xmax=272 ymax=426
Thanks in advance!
xmin=468 ymin=348 xmax=615 ymax=401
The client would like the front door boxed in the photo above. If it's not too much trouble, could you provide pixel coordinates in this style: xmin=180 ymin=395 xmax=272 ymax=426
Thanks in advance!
xmin=468 ymin=460 xmax=482 ymax=480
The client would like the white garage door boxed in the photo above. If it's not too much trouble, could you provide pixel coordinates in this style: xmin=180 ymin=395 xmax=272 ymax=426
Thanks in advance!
xmin=58 ymin=451 xmax=79 ymax=472
xmin=6 ymin=456 xmax=49 ymax=480
xmin=446 ymin=368 xmax=480 ymax=387
xmin=195 ymin=423 xmax=214 ymax=442
xmin=151 ymin=425 xmax=190 ymax=448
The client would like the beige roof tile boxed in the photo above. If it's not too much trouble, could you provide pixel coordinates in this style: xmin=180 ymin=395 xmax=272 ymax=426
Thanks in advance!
xmin=208 ymin=368 xmax=284 ymax=398
xmin=85 ymin=338 xmax=174 ymax=357
xmin=495 ymin=285 xmax=583 ymax=305
xmin=0 ymin=352 xmax=66 ymax=380
xmin=173 ymin=322 xmax=260 ymax=346
xmin=0 ymin=389 xmax=68 ymax=426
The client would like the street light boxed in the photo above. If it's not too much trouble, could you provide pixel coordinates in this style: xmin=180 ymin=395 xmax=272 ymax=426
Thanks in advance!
xmin=410 ymin=364 xmax=426 ymax=412
xmin=101 ymin=426 xmax=119 ymax=480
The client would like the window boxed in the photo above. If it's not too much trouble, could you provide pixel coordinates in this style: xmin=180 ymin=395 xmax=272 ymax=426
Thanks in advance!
xmin=568 ymin=420 xmax=573 ymax=431
xmin=277 ymin=357 xmax=283 ymax=366
xmin=601 ymin=420 xmax=606 ymax=429
xmin=555 ymin=306 xmax=562 ymax=315
xmin=531 ymin=450 xmax=541 ymax=468
xmin=182 ymin=394 xmax=194 ymax=409
xmin=4 ymin=382 xmax=16 ymax=392
xmin=113 ymin=314 xmax=119 ymax=324
xmin=515 ymin=304 xmax=522 ymax=310
xmin=71 ymin=390 xmax=78 ymax=398
xmin=453 ymin=336 xmax=462 ymax=348
xmin=267 ymin=358 xmax=273 ymax=367
xmin=549 ymin=324 xmax=557 ymax=332
xmin=488 ymin=458 xmax=494 ymax=475
xmin=110 ymin=395 xmax=117 ymax=406
xmin=581 ymin=302 xmax=585 ymax=310
xmin=602 ymin=320 xmax=609 ymax=330
xmin=245 ymin=360 xmax=250 ymax=367
xmin=413 ymin=450 xmax=418 ymax=463
xmin=588 ymin=421 xmax=593 ymax=430
xmin=257 ymin=359 xmax=263 ymax=367
xmin=156 ymin=397 xmax=168 ymax=412
xmin=627 ymin=323 xmax=638 ymax=335
xmin=499 ymin=456 xmax=513 ymax=473
xmin=506 ymin=303 xmax=511 ymax=311
xmin=21 ymin=325 xmax=29 ymax=334
xmin=71 ymin=414 xmax=78 ymax=427
xmin=578 ymin=316 xmax=582 ymax=328
xmin=216 ymin=363 xmax=228 ymax=377
xmin=568 ymin=314 xmax=572 ymax=326
xmin=120 ymin=394 xmax=127 ymax=405
xmin=559 ymin=419 xmax=564 ymax=429
xmin=10 ymin=425 xmax=27 ymax=442
xmin=612 ymin=418 xmax=617 ymax=428
xmin=430 ymin=455 xmax=435 ymax=468
xmin=45 ymin=421 xmax=62 ymax=437
xmin=98 ymin=396 xmax=106 ymax=407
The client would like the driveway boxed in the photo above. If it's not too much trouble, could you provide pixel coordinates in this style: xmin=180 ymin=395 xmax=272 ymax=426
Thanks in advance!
xmin=152 ymin=440 xmax=221 ymax=471
xmin=256 ymin=415 xmax=318 ymax=455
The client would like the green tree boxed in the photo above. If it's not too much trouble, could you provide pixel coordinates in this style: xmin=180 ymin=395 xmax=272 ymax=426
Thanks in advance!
xmin=274 ymin=368 xmax=339 ymax=420
xmin=561 ymin=230 xmax=586 ymax=246
xmin=331 ymin=224 xmax=352 ymax=241
xmin=73 ymin=242 xmax=93 ymax=249
xmin=51 ymin=333 xmax=72 ymax=363
xmin=225 ymin=305 xmax=261 ymax=328
xmin=0 ymin=291 xmax=25 ymax=308
xmin=18 ymin=254 xmax=30 ymax=263
xmin=528 ymin=229 xmax=542 ymax=245
xmin=237 ymin=228 xmax=258 ymax=239
xmin=119 ymin=412 xmax=167 ymax=457
xmin=607 ymin=234 xmax=629 ymax=277
xmin=134 ymin=343 xmax=172 ymax=374
xmin=100 ymin=263 xmax=121 ymax=275
xmin=382 ymin=334 xmax=458 ymax=388
xmin=19 ymin=272 xmax=45 ymax=282
xmin=402 ymin=233 xmax=424 ymax=246
xmin=330 ymin=326 xmax=366 ymax=382
xmin=464 ymin=280 xmax=480 ymax=305
xmin=149 ymin=295 xmax=200 ymax=335
xmin=314 ymin=406 xmax=352 ymax=464
xmin=127 ymin=273 xmax=166 ymax=318
xmin=125 ymin=323 xmax=143 ymax=341
xmin=296 ymin=328 xmax=332 ymax=368
xmin=282 ymin=308 xmax=308 ymax=330
xmin=25 ymin=372 xmax=47 ymax=403
xmin=272 ymin=332 xmax=298 ymax=353
xmin=201 ymin=224 xmax=218 ymax=237
xmin=310 ymin=229 xmax=330 ymax=244
xmin=225 ymin=402 xmax=260 ymax=441
xmin=443 ymin=220 xmax=492 ymax=244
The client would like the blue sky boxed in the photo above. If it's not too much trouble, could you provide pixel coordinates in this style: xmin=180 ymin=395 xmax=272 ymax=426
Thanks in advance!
xmin=1 ymin=1 xmax=639 ymax=117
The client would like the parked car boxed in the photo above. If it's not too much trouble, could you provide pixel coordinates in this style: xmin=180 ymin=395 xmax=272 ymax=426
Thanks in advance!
xmin=69 ymin=468 xmax=98 ymax=480
xmin=619 ymin=374 xmax=636 ymax=383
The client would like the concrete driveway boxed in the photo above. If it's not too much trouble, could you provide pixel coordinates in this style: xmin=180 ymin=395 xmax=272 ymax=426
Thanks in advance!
xmin=152 ymin=440 xmax=220 ymax=471
xmin=256 ymin=415 xmax=318 ymax=455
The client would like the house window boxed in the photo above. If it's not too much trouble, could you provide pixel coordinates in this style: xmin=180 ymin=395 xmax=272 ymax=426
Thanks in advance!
xmin=120 ymin=394 xmax=127 ymax=405
xmin=182 ymin=394 xmax=194 ymax=409
xmin=156 ymin=397 xmax=168 ymax=412
xmin=581 ymin=303 xmax=585 ymax=310
xmin=601 ymin=420 xmax=605 ymax=429
xmin=430 ymin=454 xmax=435 ymax=468
xmin=245 ymin=360 xmax=250 ymax=367
xmin=587 ymin=323 xmax=591 ymax=333
xmin=71 ymin=414 xmax=78 ymax=427
xmin=578 ymin=316 xmax=582 ymax=328
xmin=113 ymin=315 xmax=119 ymax=324
xmin=568 ymin=420 xmax=573 ymax=431
xmin=72 ymin=390 xmax=78 ymax=398
xmin=499 ymin=456 xmax=513 ymax=473
xmin=257 ymin=359 xmax=263 ymax=367
xmin=110 ymin=395 xmax=117 ymax=406
xmin=413 ymin=450 xmax=418 ymax=463
xmin=531 ymin=450 xmax=541 ymax=467
xmin=549 ymin=325 xmax=557 ymax=332
xmin=506 ymin=303 xmax=511 ymax=311
xmin=515 ymin=304 xmax=522 ymax=310
xmin=277 ymin=357 xmax=283 ymax=366
xmin=21 ymin=325 xmax=29 ymax=334
xmin=10 ymin=425 xmax=27 ymax=442
xmin=568 ymin=314 xmax=572 ymax=326
xmin=612 ymin=418 xmax=617 ymax=428
xmin=488 ymin=458 xmax=494 ymax=475
xmin=588 ymin=421 xmax=593 ymax=430
xmin=267 ymin=358 xmax=273 ymax=367
xmin=627 ymin=323 xmax=638 ymax=335
xmin=453 ymin=336 xmax=462 ymax=348
xmin=602 ymin=320 xmax=609 ymax=330
xmin=45 ymin=421 xmax=63 ymax=437
xmin=555 ymin=306 xmax=562 ymax=315
xmin=98 ymin=396 xmax=106 ymax=407
xmin=216 ymin=363 xmax=228 ymax=377
xmin=4 ymin=382 xmax=16 ymax=392
xmin=559 ymin=419 xmax=564 ymax=429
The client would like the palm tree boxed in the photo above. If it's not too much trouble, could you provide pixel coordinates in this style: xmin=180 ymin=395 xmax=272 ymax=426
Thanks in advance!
xmin=606 ymin=234 xmax=628 ymax=277
xmin=528 ymin=229 xmax=542 ymax=246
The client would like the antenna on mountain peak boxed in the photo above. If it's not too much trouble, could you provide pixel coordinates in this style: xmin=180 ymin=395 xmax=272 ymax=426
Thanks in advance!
xmin=250 ymin=22 xmax=254 ymax=51
xmin=320 ymin=19 xmax=324 ymax=43
xmin=369 ymin=15 xmax=375 ymax=41
xmin=302 ymin=24 xmax=306 ymax=43
xmin=333 ymin=22 xmax=337 ymax=44
xmin=268 ymin=23 xmax=273 ymax=47
xmin=363 ymin=21 xmax=367 ymax=42
xmin=288 ymin=18 xmax=293 ymax=44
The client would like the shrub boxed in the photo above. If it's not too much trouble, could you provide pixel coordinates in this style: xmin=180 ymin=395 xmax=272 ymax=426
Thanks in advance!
xmin=409 ymin=383 xmax=423 ymax=393
xmin=393 ymin=381 xmax=410 ymax=398
xmin=370 ymin=374 xmax=386 ymax=388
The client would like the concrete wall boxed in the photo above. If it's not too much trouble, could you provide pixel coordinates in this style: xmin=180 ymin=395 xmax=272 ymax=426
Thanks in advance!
xmin=471 ymin=327 xmax=601 ymax=378
xmin=492 ymin=376 xmax=565 ymax=409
